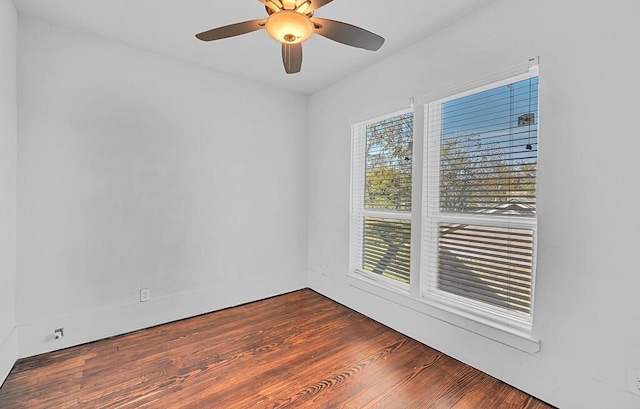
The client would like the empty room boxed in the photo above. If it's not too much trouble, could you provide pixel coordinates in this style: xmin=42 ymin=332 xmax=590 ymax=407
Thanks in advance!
xmin=1 ymin=0 xmax=639 ymax=408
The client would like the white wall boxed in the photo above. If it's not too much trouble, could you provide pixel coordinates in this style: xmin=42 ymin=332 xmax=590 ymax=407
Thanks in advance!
xmin=7 ymin=1 xmax=640 ymax=406
xmin=16 ymin=16 xmax=308 ymax=357
xmin=0 ymin=0 xmax=18 ymax=386
xmin=307 ymin=0 xmax=640 ymax=408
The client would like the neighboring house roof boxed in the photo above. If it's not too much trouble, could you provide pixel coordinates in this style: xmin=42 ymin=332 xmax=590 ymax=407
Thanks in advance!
xmin=478 ymin=201 xmax=536 ymax=216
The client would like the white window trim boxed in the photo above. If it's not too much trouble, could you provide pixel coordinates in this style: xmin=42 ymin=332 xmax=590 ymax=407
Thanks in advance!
xmin=347 ymin=59 xmax=541 ymax=353
xmin=421 ymin=69 xmax=540 ymax=332
xmin=349 ymin=109 xmax=413 ymax=292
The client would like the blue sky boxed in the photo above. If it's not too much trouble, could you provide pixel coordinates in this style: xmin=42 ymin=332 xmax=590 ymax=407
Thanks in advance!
xmin=442 ymin=77 xmax=539 ymax=161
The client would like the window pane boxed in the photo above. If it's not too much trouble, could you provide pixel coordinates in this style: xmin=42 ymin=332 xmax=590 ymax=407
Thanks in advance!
xmin=363 ymin=217 xmax=411 ymax=283
xmin=365 ymin=113 xmax=413 ymax=211
xmin=437 ymin=223 xmax=534 ymax=315
xmin=440 ymin=77 xmax=538 ymax=215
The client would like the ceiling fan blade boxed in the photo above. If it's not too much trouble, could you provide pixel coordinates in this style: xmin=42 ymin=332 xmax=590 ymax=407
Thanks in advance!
xmin=282 ymin=43 xmax=303 ymax=74
xmin=307 ymin=0 xmax=334 ymax=12
xmin=312 ymin=18 xmax=384 ymax=51
xmin=196 ymin=19 xmax=266 ymax=41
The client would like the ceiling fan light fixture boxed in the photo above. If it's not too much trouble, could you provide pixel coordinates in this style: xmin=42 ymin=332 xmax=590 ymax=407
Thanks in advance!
xmin=195 ymin=0 xmax=385 ymax=74
xmin=265 ymin=10 xmax=314 ymax=44
xmin=295 ymin=1 xmax=311 ymax=13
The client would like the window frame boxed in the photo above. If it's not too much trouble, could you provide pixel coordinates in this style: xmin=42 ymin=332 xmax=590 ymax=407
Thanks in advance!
xmin=347 ymin=60 xmax=541 ymax=352
xmin=349 ymin=109 xmax=414 ymax=292
xmin=421 ymin=70 xmax=539 ymax=331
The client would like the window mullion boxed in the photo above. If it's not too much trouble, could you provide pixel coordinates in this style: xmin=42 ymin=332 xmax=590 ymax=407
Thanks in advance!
xmin=409 ymin=104 xmax=425 ymax=297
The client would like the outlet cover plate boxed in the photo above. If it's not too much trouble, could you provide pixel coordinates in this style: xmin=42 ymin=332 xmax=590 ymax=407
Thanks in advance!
xmin=629 ymin=369 xmax=640 ymax=396
xmin=140 ymin=288 xmax=151 ymax=302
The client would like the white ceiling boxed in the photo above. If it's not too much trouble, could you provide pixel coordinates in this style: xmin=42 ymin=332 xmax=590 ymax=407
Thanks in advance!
xmin=12 ymin=0 xmax=499 ymax=95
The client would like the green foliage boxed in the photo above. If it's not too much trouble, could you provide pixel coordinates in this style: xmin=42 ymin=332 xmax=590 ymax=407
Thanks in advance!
xmin=365 ymin=113 xmax=413 ymax=211
xmin=365 ymin=167 xmax=412 ymax=211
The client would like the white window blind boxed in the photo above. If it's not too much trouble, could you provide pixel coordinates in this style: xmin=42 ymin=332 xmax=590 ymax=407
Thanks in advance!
xmin=422 ymin=70 xmax=539 ymax=329
xmin=351 ymin=111 xmax=413 ymax=286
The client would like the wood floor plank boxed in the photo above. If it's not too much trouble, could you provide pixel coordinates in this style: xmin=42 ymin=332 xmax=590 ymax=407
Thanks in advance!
xmin=0 ymin=289 xmax=555 ymax=408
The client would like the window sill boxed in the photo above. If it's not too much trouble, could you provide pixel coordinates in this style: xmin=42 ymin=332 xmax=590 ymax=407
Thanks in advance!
xmin=347 ymin=272 xmax=540 ymax=354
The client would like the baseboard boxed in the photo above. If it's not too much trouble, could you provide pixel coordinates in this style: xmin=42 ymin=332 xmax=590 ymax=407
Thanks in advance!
xmin=0 ymin=329 xmax=17 ymax=387
xmin=17 ymin=272 xmax=306 ymax=359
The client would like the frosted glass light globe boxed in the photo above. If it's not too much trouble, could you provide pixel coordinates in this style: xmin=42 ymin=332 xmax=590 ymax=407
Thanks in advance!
xmin=265 ymin=11 xmax=314 ymax=44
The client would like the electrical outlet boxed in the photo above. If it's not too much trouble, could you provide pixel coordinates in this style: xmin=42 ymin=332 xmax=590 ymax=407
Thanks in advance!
xmin=54 ymin=328 xmax=64 ymax=340
xmin=140 ymin=288 xmax=151 ymax=302
xmin=629 ymin=369 xmax=640 ymax=396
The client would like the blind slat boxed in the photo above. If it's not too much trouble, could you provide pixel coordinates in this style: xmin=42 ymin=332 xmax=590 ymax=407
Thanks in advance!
xmin=438 ymin=273 xmax=532 ymax=300
xmin=361 ymin=217 xmax=411 ymax=283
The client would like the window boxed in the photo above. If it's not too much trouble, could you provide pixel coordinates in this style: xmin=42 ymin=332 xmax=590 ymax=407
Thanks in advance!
xmin=422 ymin=71 xmax=539 ymax=329
xmin=350 ymin=111 xmax=413 ymax=287
xmin=349 ymin=62 xmax=540 ymax=342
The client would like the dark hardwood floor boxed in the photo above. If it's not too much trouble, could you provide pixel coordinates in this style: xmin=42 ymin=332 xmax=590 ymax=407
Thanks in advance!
xmin=0 ymin=289 xmax=554 ymax=408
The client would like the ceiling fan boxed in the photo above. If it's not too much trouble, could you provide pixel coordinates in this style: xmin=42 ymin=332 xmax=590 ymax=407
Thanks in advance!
xmin=195 ymin=0 xmax=385 ymax=74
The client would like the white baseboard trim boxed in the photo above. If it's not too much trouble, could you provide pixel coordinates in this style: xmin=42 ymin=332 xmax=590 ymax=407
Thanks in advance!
xmin=17 ymin=272 xmax=305 ymax=359
xmin=0 ymin=329 xmax=17 ymax=387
